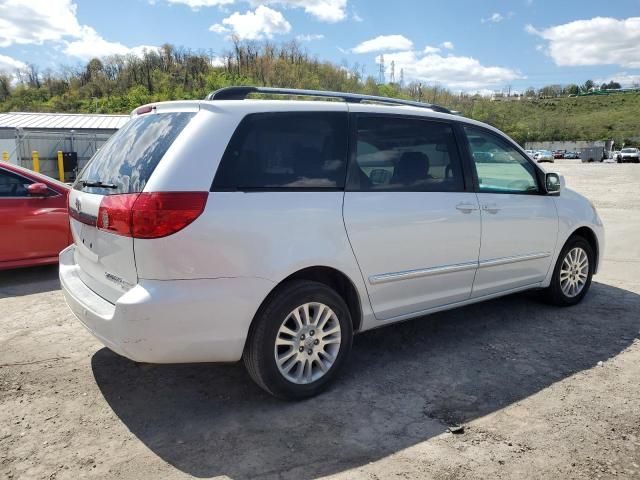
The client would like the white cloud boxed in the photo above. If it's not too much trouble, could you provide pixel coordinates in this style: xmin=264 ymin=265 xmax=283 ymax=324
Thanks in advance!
xmin=0 ymin=1 xmax=158 ymax=62
xmin=64 ymin=26 xmax=159 ymax=60
xmin=166 ymin=0 xmax=234 ymax=8
xmin=375 ymin=50 xmax=524 ymax=90
xmin=296 ymin=34 xmax=325 ymax=41
xmin=423 ymin=45 xmax=440 ymax=54
xmin=352 ymin=35 xmax=413 ymax=54
xmin=209 ymin=5 xmax=291 ymax=40
xmin=0 ymin=54 xmax=27 ymax=74
xmin=0 ymin=0 xmax=82 ymax=47
xmin=209 ymin=56 xmax=227 ymax=67
xmin=440 ymin=41 xmax=454 ymax=50
xmin=527 ymin=17 xmax=640 ymax=68
xmin=596 ymin=72 xmax=640 ymax=87
xmin=166 ymin=0 xmax=347 ymax=22
xmin=253 ymin=0 xmax=347 ymax=22
xmin=482 ymin=13 xmax=504 ymax=23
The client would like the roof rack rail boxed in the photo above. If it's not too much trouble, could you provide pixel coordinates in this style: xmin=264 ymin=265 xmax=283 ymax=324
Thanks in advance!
xmin=204 ymin=86 xmax=452 ymax=114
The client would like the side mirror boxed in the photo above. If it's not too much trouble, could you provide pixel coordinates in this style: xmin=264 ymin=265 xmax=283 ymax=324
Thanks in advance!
xmin=27 ymin=182 xmax=49 ymax=197
xmin=545 ymin=173 xmax=561 ymax=195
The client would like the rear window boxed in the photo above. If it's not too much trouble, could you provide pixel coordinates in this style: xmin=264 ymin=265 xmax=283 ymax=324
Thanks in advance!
xmin=74 ymin=112 xmax=195 ymax=194
xmin=212 ymin=112 xmax=348 ymax=190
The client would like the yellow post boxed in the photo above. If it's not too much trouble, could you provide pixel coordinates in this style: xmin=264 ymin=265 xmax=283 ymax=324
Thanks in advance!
xmin=32 ymin=151 xmax=40 ymax=173
xmin=1 ymin=151 xmax=8 ymax=161
xmin=57 ymin=151 xmax=65 ymax=182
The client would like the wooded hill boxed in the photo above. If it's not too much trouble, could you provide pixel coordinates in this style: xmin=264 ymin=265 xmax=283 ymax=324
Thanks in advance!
xmin=1 ymin=41 xmax=638 ymax=146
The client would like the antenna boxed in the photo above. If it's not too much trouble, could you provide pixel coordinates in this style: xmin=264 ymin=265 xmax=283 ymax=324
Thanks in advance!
xmin=378 ymin=54 xmax=385 ymax=84
xmin=390 ymin=60 xmax=395 ymax=84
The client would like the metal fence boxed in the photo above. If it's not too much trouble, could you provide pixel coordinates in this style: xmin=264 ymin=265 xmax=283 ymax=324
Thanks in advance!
xmin=15 ymin=130 xmax=116 ymax=180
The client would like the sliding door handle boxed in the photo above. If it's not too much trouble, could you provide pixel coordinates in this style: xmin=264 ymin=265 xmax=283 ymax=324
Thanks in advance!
xmin=456 ymin=202 xmax=479 ymax=213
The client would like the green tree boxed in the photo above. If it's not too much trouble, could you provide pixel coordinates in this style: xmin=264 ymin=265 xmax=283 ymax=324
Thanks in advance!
xmin=582 ymin=80 xmax=595 ymax=92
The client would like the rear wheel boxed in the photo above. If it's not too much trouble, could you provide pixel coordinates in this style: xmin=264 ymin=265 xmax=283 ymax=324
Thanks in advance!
xmin=243 ymin=280 xmax=353 ymax=400
xmin=541 ymin=236 xmax=594 ymax=306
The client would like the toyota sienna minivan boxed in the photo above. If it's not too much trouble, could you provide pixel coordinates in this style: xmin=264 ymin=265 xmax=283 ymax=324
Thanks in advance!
xmin=60 ymin=87 xmax=604 ymax=399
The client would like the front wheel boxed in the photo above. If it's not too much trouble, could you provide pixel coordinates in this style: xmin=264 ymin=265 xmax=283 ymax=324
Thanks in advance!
xmin=541 ymin=236 xmax=594 ymax=306
xmin=243 ymin=280 xmax=353 ymax=400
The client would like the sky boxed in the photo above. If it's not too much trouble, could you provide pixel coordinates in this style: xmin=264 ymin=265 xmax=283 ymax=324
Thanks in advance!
xmin=1 ymin=0 xmax=640 ymax=94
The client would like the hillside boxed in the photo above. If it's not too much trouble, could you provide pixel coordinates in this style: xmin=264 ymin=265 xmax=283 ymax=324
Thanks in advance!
xmin=1 ymin=41 xmax=638 ymax=146
xmin=464 ymin=94 xmax=640 ymax=146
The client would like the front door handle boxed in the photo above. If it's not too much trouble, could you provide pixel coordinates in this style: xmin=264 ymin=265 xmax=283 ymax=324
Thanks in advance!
xmin=456 ymin=202 xmax=479 ymax=213
xmin=482 ymin=203 xmax=501 ymax=214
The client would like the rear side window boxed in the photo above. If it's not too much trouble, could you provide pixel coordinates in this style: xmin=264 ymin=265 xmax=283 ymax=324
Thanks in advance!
xmin=212 ymin=112 xmax=348 ymax=190
xmin=348 ymin=115 xmax=464 ymax=192
xmin=75 ymin=112 xmax=195 ymax=195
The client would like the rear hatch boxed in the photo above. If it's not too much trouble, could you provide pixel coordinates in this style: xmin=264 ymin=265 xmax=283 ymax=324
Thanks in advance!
xmin=68 ymin=107 xmax=198 ymax=303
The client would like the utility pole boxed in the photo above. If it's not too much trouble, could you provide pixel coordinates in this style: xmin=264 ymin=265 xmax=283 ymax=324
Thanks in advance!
xmin=390 ymin=60 xmax=395 ymax=84
xmin=400 ymin=68 xmax=404 ymax=88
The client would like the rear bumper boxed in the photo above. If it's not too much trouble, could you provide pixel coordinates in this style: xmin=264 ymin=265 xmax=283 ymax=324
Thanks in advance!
xmin=59 ymin=245 xmax=275 ymax=363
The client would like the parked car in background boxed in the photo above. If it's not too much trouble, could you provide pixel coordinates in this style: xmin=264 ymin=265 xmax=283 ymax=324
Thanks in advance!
xmin=0 ymin=162 xmax=71 ymax=270
xmin=609 ymin=150 xmax=622 ymax=162
xmin=535 ymin=150 xmax=554 ymax=163
xmin=59 ymin=87 xmax=604 ymax=399
xmin=552 ymin=150 xmax=565 ymax=159
xmin=619 ymin=148 xmax=640 ymax=163
xmin=563 ymin=152 xmax=580 ymax=159
xmin=524 ymin=149 xmax=536 ymax=159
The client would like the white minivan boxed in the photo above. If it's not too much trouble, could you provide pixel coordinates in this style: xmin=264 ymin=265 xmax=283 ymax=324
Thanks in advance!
xmin=60 ymin=87 xmax=604 ymax=399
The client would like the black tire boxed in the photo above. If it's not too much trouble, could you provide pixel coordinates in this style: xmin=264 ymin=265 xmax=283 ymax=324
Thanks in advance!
xmin=540 ymin=236 xmax=595 ymax=306
xmin=243 ymin=280 xmax=353 ymax=400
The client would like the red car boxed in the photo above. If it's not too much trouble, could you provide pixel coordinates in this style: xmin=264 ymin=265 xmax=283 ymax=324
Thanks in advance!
xmin=0 ymin=162 xmax=71 ymax=270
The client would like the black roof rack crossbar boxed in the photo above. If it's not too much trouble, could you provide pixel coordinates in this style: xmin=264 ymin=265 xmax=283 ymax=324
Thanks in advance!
xmin=205 ymin=86 xmax=452 ymax=114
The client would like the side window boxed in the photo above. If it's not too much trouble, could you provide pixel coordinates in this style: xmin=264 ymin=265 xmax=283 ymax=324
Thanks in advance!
xmin=349 ymin=116 xmax=464 ymax=192
xmin=0 ymin=170 xmax=31 ymax=197
xmin=464 ymin=126 xmax=539 ymax=194
xmin=212 ymin=112 xmax=348 ymax=190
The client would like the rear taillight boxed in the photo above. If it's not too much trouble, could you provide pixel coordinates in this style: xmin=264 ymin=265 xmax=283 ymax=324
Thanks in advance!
xmin=97 ymin=192 xmax=208 ymax=239
xmin=97 ymin=194 xmax=138 ymax=236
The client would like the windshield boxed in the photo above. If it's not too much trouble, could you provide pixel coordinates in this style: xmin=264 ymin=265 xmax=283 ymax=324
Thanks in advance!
xmin=74 ymin=112 xmax=195 ymax=195
xmin=621 ymin=148 xmax=636 ymax=153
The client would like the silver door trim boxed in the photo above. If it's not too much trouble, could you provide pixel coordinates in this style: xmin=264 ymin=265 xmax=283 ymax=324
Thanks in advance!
xmin=369 ymin=260 xmax=479 ymax=285
xmin=478 ymin=251 xmax=551 ymax=269
xmin=369 ymin=251 xmax=551 ymax=285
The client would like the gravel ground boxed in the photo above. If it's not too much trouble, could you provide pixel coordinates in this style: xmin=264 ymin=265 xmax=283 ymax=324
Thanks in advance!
xmin=1 ymin=162 xmax=639 ymax=480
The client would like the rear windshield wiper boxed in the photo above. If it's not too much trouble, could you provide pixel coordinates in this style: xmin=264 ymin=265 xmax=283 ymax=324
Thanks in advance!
xmin=80 ymin=180 xmax=118 ymax=189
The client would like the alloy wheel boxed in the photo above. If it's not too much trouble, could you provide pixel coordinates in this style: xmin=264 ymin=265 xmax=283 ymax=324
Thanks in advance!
xmin=560 ymin=247 xmax=589 ymax=298
xmin=274 ymin=302 xmax=342 ymax=384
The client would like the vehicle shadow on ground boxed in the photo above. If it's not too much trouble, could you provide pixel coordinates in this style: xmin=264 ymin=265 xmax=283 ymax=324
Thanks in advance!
xmin=92 ymin=281 xmax=640 ymax=480
xmin=0 ymin=265 xmax=59 ymax=298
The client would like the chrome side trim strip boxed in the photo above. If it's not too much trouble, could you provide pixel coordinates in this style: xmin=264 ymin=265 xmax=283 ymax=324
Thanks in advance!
xmin=369 ymin=261 xmax=479 ymax=285
xmin=369 ymin=252 xmax=551 ymax=285
xmin=478 ymin=251 xmax=551 ymax=268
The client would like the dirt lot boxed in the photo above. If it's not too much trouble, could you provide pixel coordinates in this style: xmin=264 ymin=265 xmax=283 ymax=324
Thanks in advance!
xmin=1 ymin=162 xmax=640 ymax=480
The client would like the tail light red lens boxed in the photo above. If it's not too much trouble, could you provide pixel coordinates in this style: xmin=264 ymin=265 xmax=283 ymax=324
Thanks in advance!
xmin=97 ymin=194 xmax=138 ymax=235
xmin=131 ymin=192 xmax=208 ymax=239
xmin=97 ymin=192 xmax=208 ymax=239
